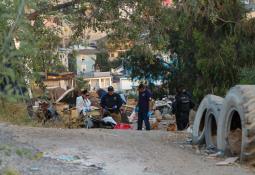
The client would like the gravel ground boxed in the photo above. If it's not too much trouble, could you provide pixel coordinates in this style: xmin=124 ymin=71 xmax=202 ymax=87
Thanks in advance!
xmin=0 ymin=123 xmax=254 ymax=175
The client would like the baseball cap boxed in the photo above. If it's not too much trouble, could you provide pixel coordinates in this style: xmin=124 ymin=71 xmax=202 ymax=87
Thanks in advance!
xmin=108 ymin=86 xmax=114 ymax=92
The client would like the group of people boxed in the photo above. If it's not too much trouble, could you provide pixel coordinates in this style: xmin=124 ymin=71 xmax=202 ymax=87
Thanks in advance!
xmin=76 ymin=83 xmax=194 ymax=131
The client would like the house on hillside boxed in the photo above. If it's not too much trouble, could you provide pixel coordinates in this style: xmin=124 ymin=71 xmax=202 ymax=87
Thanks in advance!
xmin=43 ymin=72 xmax=75 ymax=90
xmin=83 ymin=72 xmax=112 ymax=91
xmin=76 ymin=48 xmax=100 ymax=76
xmin=111 ymin=65 xmax=139 ymax=91
xmin=242 ymin=0 xmax=255 ymax=10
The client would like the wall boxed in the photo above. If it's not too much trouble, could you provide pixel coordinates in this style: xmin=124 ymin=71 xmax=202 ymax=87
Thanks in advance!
xmin=76 ymin=54 xmax=96 ymax=75
xmin=86 ymin=77 xmax=112 ymax=91
xmin=59 ymin=52 xmax=69 ymax=69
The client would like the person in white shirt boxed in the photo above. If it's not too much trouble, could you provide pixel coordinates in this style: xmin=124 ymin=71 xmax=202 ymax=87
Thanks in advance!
xmin=76 ymin=90 xmax=91 ymax=115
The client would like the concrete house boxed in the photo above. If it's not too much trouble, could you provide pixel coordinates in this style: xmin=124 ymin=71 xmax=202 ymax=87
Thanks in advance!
xmin=76 ymin=48 xmax=99 ymax=76
xmin=84 ymin=72 xmax=112 ymax=91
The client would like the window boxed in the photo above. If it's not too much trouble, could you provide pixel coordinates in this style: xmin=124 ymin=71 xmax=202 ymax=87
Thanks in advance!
xmin=110 ymin=53 xmax=115 ymax=58
xmin=82 ymin=65 xmax=86 ymax=72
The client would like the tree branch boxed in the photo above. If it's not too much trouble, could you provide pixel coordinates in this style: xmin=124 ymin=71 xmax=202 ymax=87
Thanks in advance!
xmin=27 ymin=0 xmax=81 ymax=20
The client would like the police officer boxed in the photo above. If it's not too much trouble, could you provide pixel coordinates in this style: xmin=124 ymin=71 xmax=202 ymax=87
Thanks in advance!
xmin=172 ymin=86 xmax=194 ymax=130
xmin=137 ymin=84 xmax=152 ymax=131
xmin=100 ymin=86 xmax=123 ymax=123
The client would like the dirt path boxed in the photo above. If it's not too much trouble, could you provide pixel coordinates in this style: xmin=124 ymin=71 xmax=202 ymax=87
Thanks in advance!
xmin=0 ymin=123 xmax=254 ymax=175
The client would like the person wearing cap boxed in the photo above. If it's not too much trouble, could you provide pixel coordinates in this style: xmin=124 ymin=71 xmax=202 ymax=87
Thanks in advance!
xmin=137 ymin=84 xmax=152 ymax=130
xmin=100 ymin=86 xmax=123 ymax=123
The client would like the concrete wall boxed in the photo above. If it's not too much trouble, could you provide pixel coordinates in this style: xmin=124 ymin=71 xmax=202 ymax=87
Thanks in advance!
xmin=86 ymin=77 xmax=112 ymax=91
xmin=76 ymin=54 xmax=96 ymax=75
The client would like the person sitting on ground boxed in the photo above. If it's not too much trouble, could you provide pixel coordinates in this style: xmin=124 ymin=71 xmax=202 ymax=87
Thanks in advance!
xmin=76 ymin=89 xmax=91 ymax=116
xmin=100 ymin=86 xmax=123 ymax=123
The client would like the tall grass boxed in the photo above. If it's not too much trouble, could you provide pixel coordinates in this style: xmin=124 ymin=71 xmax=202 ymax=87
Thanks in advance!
xmin=0 ymin=102 xmax=34 ymax=125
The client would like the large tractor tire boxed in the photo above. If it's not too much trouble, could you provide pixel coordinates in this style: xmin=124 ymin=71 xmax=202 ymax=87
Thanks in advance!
xmin=204 ymin=97 xmax=223 ymax=149
xmin=217 ymin=85 xmax=255 ymax=165
xmin=192 ymin=95 xmax=223 ymax=145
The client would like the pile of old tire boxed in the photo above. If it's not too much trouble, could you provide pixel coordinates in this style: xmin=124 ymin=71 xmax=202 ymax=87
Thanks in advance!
xmin=192 ymin=85 xmax=255 ymax=166
xmin=217 ymin=85 xmax=255 ymax=165
xmin=204 ymin=96 xmax=223 ymax=150
xmin=192 ymin=95 xmax=224 ymax=145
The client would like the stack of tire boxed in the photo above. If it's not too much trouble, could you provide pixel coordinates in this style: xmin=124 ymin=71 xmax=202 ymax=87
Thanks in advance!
xmin=192 ymin=85 xmax=255 ymax=166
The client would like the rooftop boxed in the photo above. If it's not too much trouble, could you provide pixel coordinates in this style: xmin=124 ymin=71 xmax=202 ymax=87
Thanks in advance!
xmin=83 ymin=71 xmax=112 ymax=78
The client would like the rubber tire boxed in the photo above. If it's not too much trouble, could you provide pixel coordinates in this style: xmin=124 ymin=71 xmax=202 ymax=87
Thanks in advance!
xmin=217 ymin=85 xmax=255 ymax=165
xmin=192 ymin=95 xmax=223 ymax=145
xmin=204 ymin=97 xmax=223 ymax=149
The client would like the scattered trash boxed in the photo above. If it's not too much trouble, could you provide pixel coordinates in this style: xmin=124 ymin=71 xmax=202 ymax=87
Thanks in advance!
xmin=57 ymin=155 xmax=80 ymax=162
xmin=193 ymin=145 xmax=201 ymax=154
xmin=216 ymin=157 xmax=239 ymax=166
xmin=186 ymin=138 xmax=192 ymax=144
xmin=186 ymin=126 xmax=193 ymax=134
xmin=30 ymin=167 xmax=40 ymax=172
xmin=88 ymin=164 xmax=103 ymax=170
xmin=167 ymin=123 xmax=177 ymax=131
xmin=162 ymin=114 xmax=174 ymax=120
xmin=114 ymin=123 xmax=133 ymax=130
xmin=154 ymin=110 xmax=162 ymax=122
xmin=128 ymin=111 xmax=137 ymax=122
xmin=179 ymin=145 xmax=185 ymax=149
xmin=151 ymin=121 xmax=159 ymax=130
xmin=102 ymin=116 xmax=117 ymax=126
xmin=207 ymin=151 xmax=223 ymax=159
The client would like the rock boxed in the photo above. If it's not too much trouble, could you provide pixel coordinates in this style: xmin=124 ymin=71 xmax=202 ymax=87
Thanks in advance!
xmin=154 ymin=110 xmax=162 ymax=122
xmin=216 ymin=157 xmax=239 ymax=166
xmin=167 ymin=123 xmax=177 ymax=131
xmin=189 ymin=109 xmax=196 ymax=126
xmin=162 ymin=114 xmax=174 ymax=120
xmin=151 ymin=121 xmax=159 ymax=130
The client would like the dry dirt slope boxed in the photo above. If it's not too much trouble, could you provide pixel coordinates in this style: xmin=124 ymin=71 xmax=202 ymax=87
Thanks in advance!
xmin=0 ymin=123 xmax=254 ymax=175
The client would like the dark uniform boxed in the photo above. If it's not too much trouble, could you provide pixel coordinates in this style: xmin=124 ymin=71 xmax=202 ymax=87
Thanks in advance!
xmin=138 ymin=89 xmax=152 ymax=130
xmin=173 ymin=90 xmax=194 ymax=130
xmin=100 ymin=92 xmax=123 ymax=123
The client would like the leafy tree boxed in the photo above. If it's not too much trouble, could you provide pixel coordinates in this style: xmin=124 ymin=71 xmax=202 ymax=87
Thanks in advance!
xmin=75 ymin=77 xmax=89 ymax=90
xmin=2 ymin=0 xmax=255 ymax=104
xmin=68 ymin=52 xmax=77 ymax=74
xmin=95 ymin=52 xmax=110 ymax=71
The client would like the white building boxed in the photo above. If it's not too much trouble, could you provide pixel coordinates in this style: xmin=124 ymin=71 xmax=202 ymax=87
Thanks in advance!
xmin=84 ymin=72 xmax=112 ymax=91
xmin=76 ymin=48 xmax=99 ymax=76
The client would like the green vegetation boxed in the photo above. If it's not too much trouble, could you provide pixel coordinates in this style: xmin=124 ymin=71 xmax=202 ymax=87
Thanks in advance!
xmin=75 ymin=77 xmax=89 ymax=90
xmin=0 ymin=102 xmax=34 ymax=125
xmin=2 ymin=168 xmax=21 ymax=175
xmin=0 ymin=144 xmax=12 ymax=157
xmin=96 ymin=52 xmax=110 ymax=71
xmin=1 ymin=0 xmax=255 ymax=107
xmin=15 ymin=148 xmax=33 ymax=158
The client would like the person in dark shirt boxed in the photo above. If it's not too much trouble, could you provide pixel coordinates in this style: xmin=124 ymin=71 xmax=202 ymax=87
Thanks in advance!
xmin=100 ymin=86 xmax=123 ymax=123
xmin=172 ymin=86 xmax=194 ymax=130
xmin=137 ymin=84 xmax=152 ymax=130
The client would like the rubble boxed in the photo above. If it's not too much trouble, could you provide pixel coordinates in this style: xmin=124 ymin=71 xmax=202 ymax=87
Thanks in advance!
xmin=216 ymin=157 xmax=239 ymax=166
xmin=167 ymin=123 xmax=177 ymax=132
xmin=228 ymin=128 xmax=242 ymax=156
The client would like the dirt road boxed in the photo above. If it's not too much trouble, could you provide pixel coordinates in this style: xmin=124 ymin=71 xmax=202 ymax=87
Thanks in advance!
xmin=0 ymin=123 xmax=253 ymax=175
